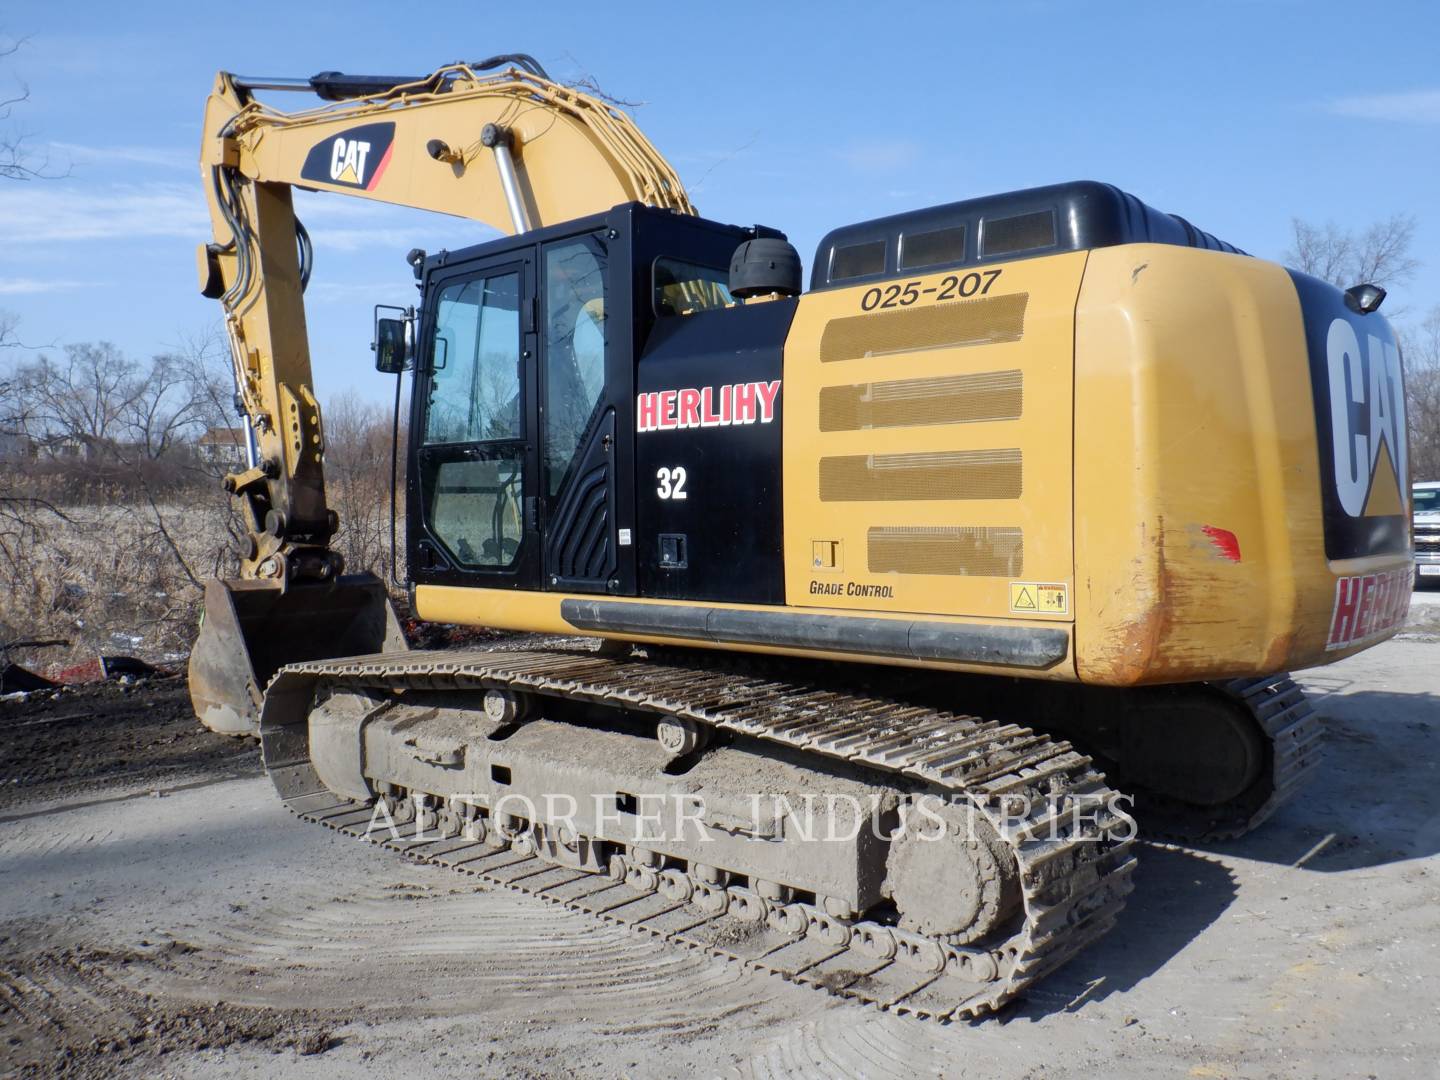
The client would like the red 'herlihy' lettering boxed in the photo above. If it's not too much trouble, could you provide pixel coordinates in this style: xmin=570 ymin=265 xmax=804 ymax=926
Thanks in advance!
xmin=637 ymin=380 xmax=782 ymax=433
xmin=637 ymin=393 xmax=659 ymax=432
xmin=1326 ymin=568 xmax=1411 ymax=650
xmin=732 ymin=382 xmax=758 ymax=424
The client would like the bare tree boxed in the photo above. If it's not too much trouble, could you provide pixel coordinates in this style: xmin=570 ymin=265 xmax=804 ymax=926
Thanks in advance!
xmin=0 ymin=341 xmax=53 ymax=571
xmin=11 ymin=343 xmax=142 ymax=456
xmin=123 ymin=352 xmax=216 ymax=459
xmin=162 ymin=326 xmax=247 ymax=579
xmin=167 ymin=326 xmax=237 ymax=441
xmin=0 ymin=31 xmax=64 ymax=580
xmin=323 ymin=391 xmax=402 ymax=578
xmin=1284 ymin=214 xmax=1420 ymax=290
xmin=1400 ymin=308 xmax=1440 ymax=482
xmin=0 ymin=33 xmax=59 ymax=181
xmin=8 ymin=339 xmax=232 ymax=463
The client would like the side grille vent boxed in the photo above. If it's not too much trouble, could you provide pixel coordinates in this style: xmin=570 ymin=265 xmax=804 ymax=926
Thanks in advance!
xmin=820 ymin=292 xmax=1027 ymax=363
xmin=819 ymin=370 xmax=1023 ymax=432
xmin=868 ymin=526 xmax=1023 ymax=577
xmin=819 ymin=449 xmax=1022 ymax=502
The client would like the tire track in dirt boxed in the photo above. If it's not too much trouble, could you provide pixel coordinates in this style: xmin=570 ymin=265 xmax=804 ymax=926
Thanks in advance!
xmin=734 ymin=1012 xmax=958 ymax=1080
xmin=109 ymin=881 xmax=797 ymax=1034
xmin=0 ymin=821 xmax=116 ymax=859
xmin=0 ymin=929 xmax=336 ymax=1078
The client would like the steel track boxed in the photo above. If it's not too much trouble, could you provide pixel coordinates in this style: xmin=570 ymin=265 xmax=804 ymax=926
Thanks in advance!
xmin=259 ymin=648 xmax=1137 ymax=1020
xmin=1136 ymin=675 xmax=1324 ymax=843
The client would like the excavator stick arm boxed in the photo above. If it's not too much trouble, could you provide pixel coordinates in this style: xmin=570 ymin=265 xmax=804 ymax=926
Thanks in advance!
xmin=193 ymin=59 xmax=694 ymax=732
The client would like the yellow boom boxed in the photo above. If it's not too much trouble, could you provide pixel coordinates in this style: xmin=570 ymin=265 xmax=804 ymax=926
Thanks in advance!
xmin=198 ymin=58 xmax=691 ymax=583
xmin=189 ymin=57 xmax=692 ymax=734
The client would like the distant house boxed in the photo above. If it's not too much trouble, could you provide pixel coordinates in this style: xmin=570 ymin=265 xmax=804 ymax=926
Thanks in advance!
xmin=196 ymin=426 xmax=248 ymax=466
xmin=38 ymin=434 xmax=106 ymax=462
xmin=0 ymin=432 xmax=33 ymax=463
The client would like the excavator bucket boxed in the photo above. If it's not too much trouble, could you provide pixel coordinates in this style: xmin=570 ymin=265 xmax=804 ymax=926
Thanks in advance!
xmin=188 ymin=574 xmax=407 ymax=735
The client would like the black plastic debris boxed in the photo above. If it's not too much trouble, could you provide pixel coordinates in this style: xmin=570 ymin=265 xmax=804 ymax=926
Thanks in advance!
xmin=1 ymin=663 xmax=59 ymax=694
xmin=100 ymin=656 xmax=159 ymax=681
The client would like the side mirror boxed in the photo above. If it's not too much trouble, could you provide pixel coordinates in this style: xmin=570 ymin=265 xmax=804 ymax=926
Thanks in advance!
xmin=373 ymin=307 xmax=412 ymax=374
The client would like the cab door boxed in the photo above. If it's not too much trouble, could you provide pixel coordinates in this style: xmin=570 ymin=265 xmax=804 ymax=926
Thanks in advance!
xmin=411 ymin=253 xmax=541 ymax=590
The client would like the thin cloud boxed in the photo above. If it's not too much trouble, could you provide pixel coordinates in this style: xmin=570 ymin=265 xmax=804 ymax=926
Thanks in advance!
xmin=307 ymin=227 xmax=441 ymax=253
xmin=0 ymin=277 xmax=91 ymax=295
xmin=0 ymin=180 xmax=483 ymax=252
xmin=0 ymin=181 xmax=493 ymax=253
xmin=48 ymin=141 xmax=194 ymax=171
xmin=294 ymin=190 xmax=500 ymax=251
xmin=307 ymin=225 xmax=497 ymax=254
xmin=0 ymin=182 xmax=208 ymax=244
xmin=1327 ymin=89 xmax=1440 ymax=124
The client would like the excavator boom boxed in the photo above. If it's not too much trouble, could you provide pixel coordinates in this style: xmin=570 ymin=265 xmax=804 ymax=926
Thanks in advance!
xmin=190 ymin=58 xmax=694 ymax=733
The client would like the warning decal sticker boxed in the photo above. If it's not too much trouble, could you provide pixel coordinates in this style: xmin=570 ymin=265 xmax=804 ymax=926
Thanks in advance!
xmin=1010 ymin=581 xmax=1068 ymax=615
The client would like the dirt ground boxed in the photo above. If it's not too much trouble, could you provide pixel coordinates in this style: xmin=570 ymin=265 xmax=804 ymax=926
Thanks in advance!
xmin=0 ymin=677 xmax=261 ymax=813
xmin=1 ymin=623 xmax=1438 ymax=1078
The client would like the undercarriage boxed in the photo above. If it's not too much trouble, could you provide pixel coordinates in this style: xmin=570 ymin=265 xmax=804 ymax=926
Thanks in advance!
xmin=261 ymin=647 xmax=1138 ymax=1019
xmin=257 ymin=645 xmax=1317 ymax=1017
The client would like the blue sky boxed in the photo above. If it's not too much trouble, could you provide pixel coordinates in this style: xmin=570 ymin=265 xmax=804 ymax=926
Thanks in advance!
xmin=2 ymin=0 xmax=1439 ymax=404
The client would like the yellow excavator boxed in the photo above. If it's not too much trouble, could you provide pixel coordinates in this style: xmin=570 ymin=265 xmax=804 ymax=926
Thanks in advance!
xmin=189 ymin=56 xmax=1413 ymax=1019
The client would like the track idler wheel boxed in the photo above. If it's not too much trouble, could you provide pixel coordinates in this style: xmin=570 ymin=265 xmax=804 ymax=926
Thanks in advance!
xmin=655 ymin=715 xmax=709 ymax=758
xmin=483 ymin=688 xmax=530 ymax=725
xmin=884 ymin=801 xmax=1022 ymax=946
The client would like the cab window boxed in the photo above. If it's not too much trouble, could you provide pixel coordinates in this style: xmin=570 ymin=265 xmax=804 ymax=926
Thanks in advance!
xmin=654 ymin=256 xmax=732 ymax=316
xmin=543 ymin=236 xmax=610 ymax=497
xmin=423 ymin=273 xmax=521 ymax=444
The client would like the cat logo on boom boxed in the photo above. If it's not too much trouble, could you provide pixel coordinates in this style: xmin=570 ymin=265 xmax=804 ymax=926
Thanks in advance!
xmin=300 ymin=121 xmax=396 ymax=192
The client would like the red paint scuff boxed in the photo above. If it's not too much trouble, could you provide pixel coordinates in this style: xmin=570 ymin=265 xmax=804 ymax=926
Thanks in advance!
xmin=1201 ymin=525 xmax=1242 ymax=562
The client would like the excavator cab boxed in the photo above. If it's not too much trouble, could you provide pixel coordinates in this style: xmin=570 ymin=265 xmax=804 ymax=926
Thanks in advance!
xmin=398 ymin=203 xmax=790 ymax=600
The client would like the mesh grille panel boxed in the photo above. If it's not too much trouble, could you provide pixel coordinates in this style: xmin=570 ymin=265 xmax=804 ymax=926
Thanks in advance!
xmin=819 ymin=370 xmax=1023 ymax=432
xmin=820 ymin=450 xmax=1022 ymax=502
xmin=820 ymin=293 xmax=1027 ymax=363
xmin=868 ymin=526 xmax=1024 ymax=577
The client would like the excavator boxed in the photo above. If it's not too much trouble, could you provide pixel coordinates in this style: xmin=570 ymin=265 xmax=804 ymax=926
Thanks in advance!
xmin=189 ymin=55 xmax=1413 ymax=1019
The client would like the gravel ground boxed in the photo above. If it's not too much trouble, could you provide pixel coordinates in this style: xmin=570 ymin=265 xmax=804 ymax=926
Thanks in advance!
xmin=1 ymin=628 xmax=1437 ymax=1078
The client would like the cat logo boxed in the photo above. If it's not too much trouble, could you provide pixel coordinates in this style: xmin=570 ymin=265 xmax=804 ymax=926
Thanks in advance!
xmin=1325 ymin=316 xmax=1407 ymax=518
xmin=330 ymin=139 xmax=371 ymax=184
xmin=300 ymin=121 xmax=395 ymax=192
xmin=1290 ymin=270 xmax=1409 ymax=561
